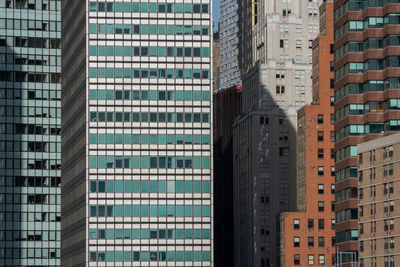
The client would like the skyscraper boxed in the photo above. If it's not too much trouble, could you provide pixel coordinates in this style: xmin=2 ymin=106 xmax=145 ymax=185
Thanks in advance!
xmin=219 ymin=0 xmax=240 ymax=88
xmin=279 ymin=2 xmax=336 ymax=266
xmin=234 ymin=0 xmax=321 ymax=266
xmin=333 ymin=0 xmax=400 ymax=263
xmin=0 ymin=1 xmax=61 ymax=266
xmin=61 ymin=1 xmax=213 ymax=266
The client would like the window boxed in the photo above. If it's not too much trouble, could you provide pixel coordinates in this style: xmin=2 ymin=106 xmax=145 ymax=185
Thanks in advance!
xmin=294 ymin=219 xmax=300 ymax=229
xmin=317 ymin=131 xmax=324 ymax=141
xmin=296 ymin=40 xmax=302 ymax=48
xmin=318 ymin=149 xmax=324 ymax=159
xmin=319 ymin=255 xmax=325 ymax=265
xmin=318 ymin=237 xmax=325 ymax=247
xmin=296 ymin=24 xmax=302 ymax=32
xmin=280 ymin=24 xmax=289 ymax=32
xmin=318 ymin=184 xmax=324 ymax=194
xmin=276 ymin=85 xmax=285 ymax=94
xmin=318 ymin=166 xmax=324 ymax=176
xmin=308 ymin=236 xmax=314 ymax=247
xmin=318 ymin=219 xmax=324 ymax=230
xmin=309 ymin=40 xmax=313 ymax=48
xmin=331 ymin=166 xmax=335 ymax=176
xmin=294 ymin=254 xmax=300 ymax=265
xmin=308 ymin=219 xmax=314 ymax=229
xmin=276 ymin=70 xmax=285 ymax=79
xmin=308 ymin=254 xmax=315 ymax=265
xmin=317 ymin=114 xmax=323 ymax=124
xmin=294 ymin=237 xmax=300 ymax=247
xmin=318 ymin=201 xmax=325 ymax=212
xmin=331 ymin=184 xmax=335 ymax=194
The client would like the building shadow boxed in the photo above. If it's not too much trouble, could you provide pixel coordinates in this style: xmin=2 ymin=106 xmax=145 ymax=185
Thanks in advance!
xmin=232 ymin=62 xmax=299 ymax=267
xmin=213 ymin=85 xmax=242 ymax=267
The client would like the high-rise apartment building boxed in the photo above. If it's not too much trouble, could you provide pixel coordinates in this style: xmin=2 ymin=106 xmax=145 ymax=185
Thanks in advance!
xmin=333 ymin=0 xmax=400 ymax=263
xmin=357 ymin=133 xmax=400 ymax=267
xmin=61 ymin=1 xmax=213 ymax=266
xmin=279 ymin=2 xmax=336 ymax=267
xmin=213 ymin=85 xmax=241 ymax=267
xmin=219 ymin=0 xmax=240 ymax=88
xmin=233 ymin=0 xmax=321 ymax=266
xmin=0 ymin=1 xmax=61 ymax=266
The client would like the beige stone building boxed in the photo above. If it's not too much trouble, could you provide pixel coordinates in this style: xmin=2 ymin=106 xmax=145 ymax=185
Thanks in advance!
xmin=357 ymin=133 xmax=400 ymax=267
xmin=233 ymin=0 xmax=323 ymax=266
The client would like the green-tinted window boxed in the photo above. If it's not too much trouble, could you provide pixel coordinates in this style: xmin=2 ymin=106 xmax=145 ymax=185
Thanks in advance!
xmin=98 ymin=46 xmax=105 ymax=56
xmin=202 ymin=47 xmax=210 ymax=57
xmin=132 ymin=3 xmax=139 ymax=12
xmin=89 ymin=156 xmax=97 ymax=168
xmin=89 ymin=24 xmax=97 ymax=34
xmin=141 ymin=3 xmax=148 ymax=12
xmin=184 ymin=3 xmax=192 ymax=13
xmin=89 ymin=46 xmax=97 ymax=56
xmin=167 ymin=25 xmax=174 ymax=35
xmin=123 ymin=3 xmax=131 ymax=12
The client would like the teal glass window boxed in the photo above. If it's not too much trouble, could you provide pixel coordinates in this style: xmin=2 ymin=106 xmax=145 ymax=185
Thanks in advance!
xmin=184 ymin=3 xmax=192 ymax=13
xmin=89 ymin=252 xmax=96 ymax=261
xmin=124 ymin=181 xmax=131 ymax=193
xmin=175 ymin=3 xmax=183 ymax=12
xmin=89 ymin=181 xmax=96 ymax=192
xmin=141 ymin=205 xmax=149 ymax=217
xmin=159 ymin=181 xmax=166 ymax=193
xmin=97 ymin=134 xmax=105 ymax=144
xmin=107 ymin=181 xmax=114 ymax=193
xmin=203 ymin=181 xmax=210 ymax=193
xmin=132 ymin=3 xmax=139 ymax=12
xmin=89 ymin=206 xmax=96 ymax=217
xmin=89 ymin=156 xmax=97 ymax=168
xmin=132 ymin=205 xmax=140 ymax=217
xmin=89 ymin=24 xmax=97 ymax=34
xmin=124 ymin=3 xmax=131 ymax=12
xmin=98 ymin=156 xmax=106 ymax=168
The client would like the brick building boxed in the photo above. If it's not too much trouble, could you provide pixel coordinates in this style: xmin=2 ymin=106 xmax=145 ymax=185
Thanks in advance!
xmin=333 ymin=0 xmax=400 ymax=263
xmin=279 ymin=2 xmax=336 ymax=266
xmin=357 ymin=133 xmax=400 ymax=267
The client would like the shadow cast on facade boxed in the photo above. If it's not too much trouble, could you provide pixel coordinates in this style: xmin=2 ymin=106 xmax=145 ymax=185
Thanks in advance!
xmin=232 ymin=62 xmax=298 ymax=267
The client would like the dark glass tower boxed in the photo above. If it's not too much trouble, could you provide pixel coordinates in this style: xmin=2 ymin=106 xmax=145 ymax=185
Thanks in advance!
xmin=0 ymin=0 xmax=61 ymax=266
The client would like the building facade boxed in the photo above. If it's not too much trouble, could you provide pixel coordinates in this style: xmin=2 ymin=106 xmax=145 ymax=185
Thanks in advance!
xmin=213 ymin=32 xmax=220 ymax=91
xmin=279 ymin=2 xmax=336 ymax=266
xmin=333 ymin=0 xmax=400 ymax=262
xmin=357 ymin=133 xmax=400 ymax=267
xmin=233 ymin=0 xmax=321 ymax=266
xmin=219 ymin=0 xmax=241 ymax=88
xmin=213 ymin=85 xmax=241 ymax=267
xmin=61 ymin=1 xmax=213 ymax=266
xmin=0 ymin=1 xmax=61 ymax=266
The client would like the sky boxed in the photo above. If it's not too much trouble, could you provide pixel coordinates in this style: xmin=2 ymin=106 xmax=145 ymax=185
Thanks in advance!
xmin=213 ymin=0 xmax=219 ymax=32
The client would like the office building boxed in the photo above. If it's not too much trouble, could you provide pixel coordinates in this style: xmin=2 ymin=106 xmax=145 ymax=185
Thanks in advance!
xmin=357 ymin=133 xmax=400 ymax=267
xmin=213 ymin=85 xmax=241 ymax=267
xmin=61 ymin=1 xmax=213 ymax=266
xmin=219 ymin=0 xmax=240 ymax=88
xmin=0 ymin=1 xmax=61 ymax=266
xmin=333 ymin=0 xmax=400 ymax=262
xmin=233 ymin=0 xmax=321 ymax=266
xmin=279 ymin=2 xmax=336 ymax=266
